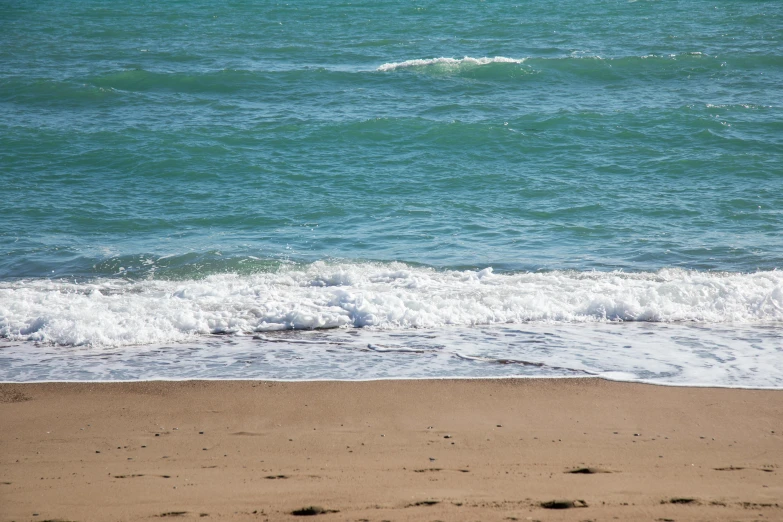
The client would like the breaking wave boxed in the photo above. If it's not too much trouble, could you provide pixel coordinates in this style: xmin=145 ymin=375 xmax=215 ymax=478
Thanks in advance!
xmin=377 ymin=56 xmax=525 ymax=72
xmin=1 ymin=262 xmax=782 ymax=347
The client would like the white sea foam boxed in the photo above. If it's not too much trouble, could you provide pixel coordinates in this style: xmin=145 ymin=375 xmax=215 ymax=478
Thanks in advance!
xmin=377 ymin=56 xmax=525 ymax=72
xmin=2 ymin=323 xmax=782 ymax=387
xmin=1 ymin=263 xmax=782 ymax=348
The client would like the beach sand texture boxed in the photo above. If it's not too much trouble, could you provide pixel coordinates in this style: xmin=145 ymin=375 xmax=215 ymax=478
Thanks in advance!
xmin=1 ymin=378 xmax=781 ymax=521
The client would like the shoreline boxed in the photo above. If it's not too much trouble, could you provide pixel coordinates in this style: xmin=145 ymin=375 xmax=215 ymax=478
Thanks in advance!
xmin=2 ymin=378 xmax=782 ymax=521
xmin=3 ymin=374 xmax=783 ymax=391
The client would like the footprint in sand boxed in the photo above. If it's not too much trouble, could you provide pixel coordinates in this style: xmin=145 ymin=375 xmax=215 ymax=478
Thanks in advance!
xmin=565 ymin=467 xmax=612 ymax=474
xmin=540 ymin=499 xmax=588 ymax=509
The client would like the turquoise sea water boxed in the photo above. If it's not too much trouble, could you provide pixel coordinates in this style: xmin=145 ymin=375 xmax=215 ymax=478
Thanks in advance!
xmin=1 ymin=0 xmax=782 ymax=386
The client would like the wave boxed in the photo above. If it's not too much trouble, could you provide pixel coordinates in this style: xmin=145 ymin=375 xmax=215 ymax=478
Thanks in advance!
xmin=373 ymin=52 xmax=781 ymax=81
xmin=4 ymin=52 xmax=777 ymax=104
xmin=375 ymin=53 xmax=721 ymax=73
xmin=1 ymin=262 xmax=782 ymax=347
xmin=377 ymin=56 xmax=525 ymax=72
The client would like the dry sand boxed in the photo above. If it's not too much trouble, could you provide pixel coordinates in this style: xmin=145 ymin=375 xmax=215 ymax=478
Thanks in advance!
xmin=1 ymin=378 xmax=781 ymax=521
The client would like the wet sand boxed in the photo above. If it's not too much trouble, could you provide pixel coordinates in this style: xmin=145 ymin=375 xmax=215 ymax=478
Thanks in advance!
xmin=1 ymin=378 xmax=781 ymax=521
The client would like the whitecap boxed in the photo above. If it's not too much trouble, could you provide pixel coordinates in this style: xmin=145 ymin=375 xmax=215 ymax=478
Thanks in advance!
xmin=377 ymin=56 xmax=525 ymax=72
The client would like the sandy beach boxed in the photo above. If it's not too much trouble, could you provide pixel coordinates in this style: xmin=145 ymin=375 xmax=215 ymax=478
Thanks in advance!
xmin=1 ymin=378 xmax=781 ymax=521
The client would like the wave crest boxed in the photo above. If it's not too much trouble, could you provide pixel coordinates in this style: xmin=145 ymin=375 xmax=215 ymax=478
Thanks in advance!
xmin=1 ymin=263 xmax=782 ymax=347
xmin=377 ymin=56 xmax=525 ymax=72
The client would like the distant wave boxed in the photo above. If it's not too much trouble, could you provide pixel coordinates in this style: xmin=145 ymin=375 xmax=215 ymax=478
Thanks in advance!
xmin=375 ymin=53 xmax=719 ymax=72
xmin=1 ymin=262 xmax=782 ymax=347
xmin=377 ymin=56 xmax=525 ymax=72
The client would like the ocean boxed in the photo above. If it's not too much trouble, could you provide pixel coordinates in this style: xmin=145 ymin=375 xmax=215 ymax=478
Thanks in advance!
xmin=1 ymin=0 xmax=782 ymax=387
